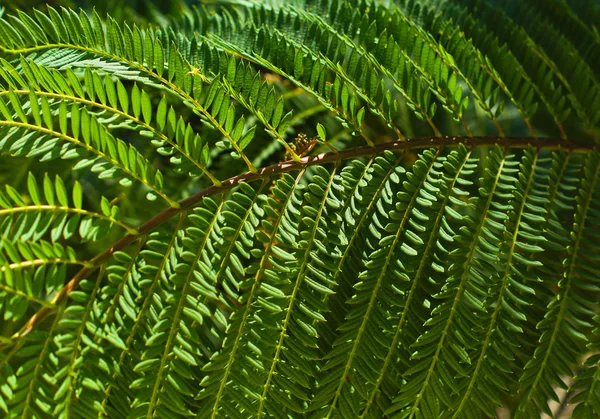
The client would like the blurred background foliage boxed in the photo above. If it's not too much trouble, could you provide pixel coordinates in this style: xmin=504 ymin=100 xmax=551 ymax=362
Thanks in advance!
xmin=1 ymin=0 xmax=191 ymax=26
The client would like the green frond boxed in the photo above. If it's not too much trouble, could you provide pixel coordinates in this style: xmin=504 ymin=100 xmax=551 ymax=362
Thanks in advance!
xmin=569 ymin=314 xmax=600 ymax=417
xmin=406 ymin=0 xmax=600 ymax=139
xmin=515 ymin=149 xmax=600 ymax=418
xmin=0 ymin=172 xmax=132 ymax=241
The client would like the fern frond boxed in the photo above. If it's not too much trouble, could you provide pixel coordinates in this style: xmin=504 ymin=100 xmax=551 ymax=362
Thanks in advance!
xmin=0 ymin=172 xmax=133 ymax=240
xmin=6 ymin=58 xmax=218 ymax=182
xmin=516 ymin=149 xmax=600 ymax=417
xmin=416 ymin=0 xmax=600 ymax=139
xmin=0 ymin=85 xmax=175 ymax=205
xmin=569 ymin=314 xmax=600 ymax=418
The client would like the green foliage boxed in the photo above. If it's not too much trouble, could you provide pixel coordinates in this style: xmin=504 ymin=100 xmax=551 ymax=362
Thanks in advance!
xmin=0 ymin=0 xmax=599 ymax=418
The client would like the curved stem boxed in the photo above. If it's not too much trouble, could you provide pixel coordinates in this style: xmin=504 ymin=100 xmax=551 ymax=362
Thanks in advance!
xmin=3 ymin=136 xmax=595 ymax=345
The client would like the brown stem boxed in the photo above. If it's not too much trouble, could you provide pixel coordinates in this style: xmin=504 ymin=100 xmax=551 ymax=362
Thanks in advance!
xmin=5 ymin=136 xmax=596 ymax=345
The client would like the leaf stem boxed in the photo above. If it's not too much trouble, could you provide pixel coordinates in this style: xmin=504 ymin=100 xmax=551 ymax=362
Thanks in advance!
xmin=4 ymin=136 xmax=596 ymax=345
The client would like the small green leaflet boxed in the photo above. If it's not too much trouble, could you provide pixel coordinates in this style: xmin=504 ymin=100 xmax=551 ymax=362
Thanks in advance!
xmin=239 ymin=126 xmax=256 ymax=150
xmin=156 ymin=96 xmax=167 ymax=131
xmin=141 ymin=90 xmax=152 ymax=124
xmin=317 ymin=123 xmax=326 ymax=140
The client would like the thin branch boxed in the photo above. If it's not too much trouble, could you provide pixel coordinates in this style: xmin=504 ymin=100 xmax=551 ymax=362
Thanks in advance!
xmin=5 ymin=136 xmax=596 ymax=345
